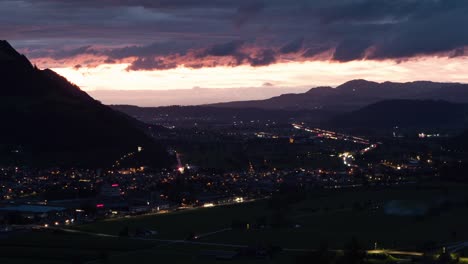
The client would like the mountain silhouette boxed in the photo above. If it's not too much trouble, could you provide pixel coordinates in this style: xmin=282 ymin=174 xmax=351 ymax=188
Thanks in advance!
xmin=208 ymin=79 xmax=467 ymax=111
xmin=0 ymin=40 xmax=171 ymax=168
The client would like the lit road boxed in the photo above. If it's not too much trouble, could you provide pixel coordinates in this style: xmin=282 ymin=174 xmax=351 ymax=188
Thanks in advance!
xmin=95 ymin=197 xmax=267 ymax=223
xmin=367 ymin=249 xmax=423 ymax=257
xmin=195 ymin=228 xmax=232 ymax=239
xmin=292 ymin=123 xmax=379 ymax=167
xmin=292 ymin=124 xmax=371 ymax=145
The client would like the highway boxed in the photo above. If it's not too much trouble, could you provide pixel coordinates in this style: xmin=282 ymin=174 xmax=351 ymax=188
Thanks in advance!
xmin=292 ymin=123 xmax=379 ymax=167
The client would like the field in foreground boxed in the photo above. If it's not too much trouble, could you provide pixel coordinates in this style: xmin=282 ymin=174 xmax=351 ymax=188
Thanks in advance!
xmin=77 ymin=184 xmax=468 ymax=249
xmin=2 ymin=184 xmax=468 ymax=263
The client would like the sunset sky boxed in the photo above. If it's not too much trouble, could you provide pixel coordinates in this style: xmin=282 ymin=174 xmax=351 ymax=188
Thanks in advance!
xmin=2 ymin=0 xmax=468 ymax=105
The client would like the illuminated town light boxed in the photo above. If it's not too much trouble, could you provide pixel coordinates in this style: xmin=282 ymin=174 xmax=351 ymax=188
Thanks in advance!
xmin=235 ymin=197 xmax=244 ymax=203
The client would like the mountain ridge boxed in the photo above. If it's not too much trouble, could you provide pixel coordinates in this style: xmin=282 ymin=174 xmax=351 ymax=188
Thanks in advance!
xmin=0 ymin=40 xmax=171 ymax=168
xmin=208 ymin=79 xmax=466 ymax=111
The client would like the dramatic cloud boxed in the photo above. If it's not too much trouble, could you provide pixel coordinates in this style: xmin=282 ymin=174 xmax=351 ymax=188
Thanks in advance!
xmin=233 ymin=2 xmax=266 ymax=28
xmin=2 ymin=0 xmax=468 ymax=70
xmin=127 ymin=57 xmax=178 ymax=71
xmin=200 ymin=40 xmax=245 ymax=57
xmin=280 ymin=38 xmax=305 ymax=54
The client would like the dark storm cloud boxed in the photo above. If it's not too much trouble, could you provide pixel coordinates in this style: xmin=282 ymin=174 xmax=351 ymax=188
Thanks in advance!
xmin=124 ymin=41 xmax=280 ymax=70
xmin=280 ymin=38 xmax=304 ymax=54
xmin=368 ymin=6 xmax=468 ymax=59
xmin=333 ymin=37 xmax=374 ymax=62
xmin=40 ymin=0 xmax=250 ymax=8
xmin=247 ymin=49 xmax=277 ymax=66
xmin=21 ymin=45 xmax=102 ymax=66
xmin=127 ymin=57 xmax=178 ymax=70
xmin=233 ymin=2 xmax=266 ymax=28
xmin=318 ymin=0 xmax=468 ymax=61
xmin=200 ymin=40 xmax=245 ymax=57
xmin=303 ymin=45 xmax=332 ymax=58
xmin=106 ymin=42 xmax=194 ymax=60
xmin=43 ymin=46 xmax=98 ymax=60
xmin=317 ymin=0 xmax=421 ymax=24
xmin=3 ymin=0 xmax=468 ymax=69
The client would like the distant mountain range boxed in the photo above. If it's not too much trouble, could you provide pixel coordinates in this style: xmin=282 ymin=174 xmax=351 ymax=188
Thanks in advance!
xmin=0 ymin=40 xmax=171 ymax=167
xmin=113 ymin=99 xmax=468 ymax=134
xmin=208 ymin=79 xmax=468 ymax=111
xmin=113 ymin=80 xmax=468 ymax=132
xmin=200 ymin=79 xmax=468 ymax=133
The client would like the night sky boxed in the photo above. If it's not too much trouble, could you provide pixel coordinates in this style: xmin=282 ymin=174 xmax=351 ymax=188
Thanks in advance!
xmin=2 ymin=0 xmax=468 ymax=104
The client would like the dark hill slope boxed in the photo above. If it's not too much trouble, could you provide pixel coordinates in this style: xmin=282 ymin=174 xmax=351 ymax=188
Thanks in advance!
xmin=329 ymin=100 xmax=468 ymax=129
xmin=0 ymin=40 xmax=171 ymax=168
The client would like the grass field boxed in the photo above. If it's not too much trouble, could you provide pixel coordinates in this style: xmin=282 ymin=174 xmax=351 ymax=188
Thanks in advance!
xmin=2 ymin=184 xmax=468 ymax=263
xmin=0 ymin=231 xmax=157 ymax=263
xmin=76 ymin=185 xmax=468 ymax=249
xmin=0 ymin=230 xmax=304 ymax=264
xmin=77 ymin=200 xmax=268 ymax=239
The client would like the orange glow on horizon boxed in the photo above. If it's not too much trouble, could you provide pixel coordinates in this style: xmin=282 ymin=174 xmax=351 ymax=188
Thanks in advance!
xmin=46 ymin=56 xmax=468 ymax=93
